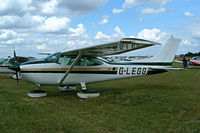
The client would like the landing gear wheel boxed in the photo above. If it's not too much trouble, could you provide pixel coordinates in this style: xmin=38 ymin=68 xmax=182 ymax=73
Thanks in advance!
xmin=77 ymin=82 xmax=100 ymax=99
xmin=77 ymin=90 xmax=100 ymax=99
xmin=27 ymin=90 xmax=47 ymax=98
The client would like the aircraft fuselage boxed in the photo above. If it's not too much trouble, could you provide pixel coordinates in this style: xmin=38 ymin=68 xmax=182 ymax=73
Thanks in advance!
xmin=19 ymin=62 xmax=165 ymax=86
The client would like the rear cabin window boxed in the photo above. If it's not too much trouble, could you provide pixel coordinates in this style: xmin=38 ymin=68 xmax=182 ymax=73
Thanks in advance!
xmin=86 ymin=58 xmax=103 ymax=66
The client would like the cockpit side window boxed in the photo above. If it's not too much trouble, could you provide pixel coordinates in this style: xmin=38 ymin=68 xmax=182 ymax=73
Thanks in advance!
xmin=86 ymin=58 xmax=103 ymax=66
xmin=58 ymin=57 xmax=63 ymax=64
xmin=58 ymin=56 xmax=103 ymax=66
xmin=65 ymin=58 xmax=71 ymax=65
xmin=58 ymin=57 xmax=73 ymax=65
xmin=68 ymin=58 xmax=85 ymax=66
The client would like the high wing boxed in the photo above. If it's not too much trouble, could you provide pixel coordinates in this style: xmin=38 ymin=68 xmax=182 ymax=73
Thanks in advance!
xmin=58 ymin=38 xmax=160 ymax=84
xmin=61 ymin=38 xmax=160 ymax=57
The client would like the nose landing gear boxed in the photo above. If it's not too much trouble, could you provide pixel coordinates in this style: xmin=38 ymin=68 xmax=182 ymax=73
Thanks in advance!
xmin=27 ymin=84 xmax=47 ymax=98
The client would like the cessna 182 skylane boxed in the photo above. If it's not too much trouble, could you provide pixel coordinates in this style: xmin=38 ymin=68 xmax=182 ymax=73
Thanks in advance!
xmin=10 ymin=36 xmax=181 ymax=98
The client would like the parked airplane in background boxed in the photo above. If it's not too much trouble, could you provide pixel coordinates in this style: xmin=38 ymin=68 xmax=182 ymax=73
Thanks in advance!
xmin=10 ymin=37 xmax=181 ymax=98
xmin=189 ymin=56 xmax=200 ymax=65
xmin=0 ymin=56 xmax=34 ymax=79
xmin=0 ymin=58 xmax=9 ymax=65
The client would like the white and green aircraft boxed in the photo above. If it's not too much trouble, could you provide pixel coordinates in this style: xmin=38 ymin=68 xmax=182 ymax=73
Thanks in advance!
xmin=10 ymin=36 xmax=181 ymax=98
xmin=0 ymin=56 xmax=32 ymax=80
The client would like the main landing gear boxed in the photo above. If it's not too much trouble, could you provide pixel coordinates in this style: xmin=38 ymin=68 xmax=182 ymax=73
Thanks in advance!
xmin=77 ymin=82 xmax=100 ymax=99
xmin=27 ymin=84 xmax=47 ymax=98
xmin=27 ymin=83 xmax=100 ymax=99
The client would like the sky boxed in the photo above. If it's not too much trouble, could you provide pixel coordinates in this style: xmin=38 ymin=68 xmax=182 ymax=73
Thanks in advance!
xmin=0 ymin=0 xmax=199 ymax=58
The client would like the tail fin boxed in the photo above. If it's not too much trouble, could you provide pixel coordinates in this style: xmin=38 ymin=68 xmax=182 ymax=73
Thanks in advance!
xmin=145 ymin=37 xmax=181 ymax=62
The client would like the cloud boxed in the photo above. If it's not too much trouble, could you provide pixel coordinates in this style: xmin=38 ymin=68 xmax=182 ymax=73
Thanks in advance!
xmin=137 ymin=28 xmax=166 ymax=42
xmin=139 ymin=17 xmax=143 ymax=21
xmin=0 ymin=0 xmax=32 ymax=16
xmin=0 ymin=30 xmax=17 ymax=40
xmin=36 ymin=44 xmax=47 ymax=50
xmin=67 ymin=41 xmax=75 ymax=47
xmin=122 ymin=0 xmax=170 ymax=9
xmin=68 ymin=24 xmax=86 ymax=37
xmin=1 ymin=38 xmax=24 ymax=45
xmin=192 ymin=31 xmax=200 ymax=38
xmin=39 ymin=16 xmax=71 ymax=33
xmin=181 ymin=39 xmax=192 ymax=45
xmin=141 ymin=8 xmax=166 ymax=14
xmin=113 ymin=0 xmax=170 ymax=14
xmin=184 ymin=12 xmax=195 ymax=17
xmin=112 ymin=8 xmax=124 ymax=14
xmin=188 ymin=24 xmax=200 ymax=39
xmin=0 ymin=14 xmax=36 ymax=29
xmin=58 ymin=0 xmax=108 ymax=15
xmin=32 ymin=15 xmax=46 ymax=22
xmin=181 ymin=39 xmax=198 ymax=46
xmin=113 ymin=26 xmax=126 ymax=38
xmin=0 ymin=0 xmax=108 ymax=17
xmin=94 ymin=31 xmax=110 ymax=40
xmin=98 ymin=15 xmax=109 ymax=25
xmin=41 ymin=0 xmax=58 ymax=15
xmin=0 ymin=29 xmax=26 ymax=46
xmin=67 ymin=40 xmax=88 ymax=48
xmin=129 ymin=35 xmax=135 ymax=38
xmin=79 ymin=40 xmax=87 ymax=45
xmin=0 ymin=0 xmax=198 ymax=58
xmin=94 ymin=26 xmax=125 ymax=40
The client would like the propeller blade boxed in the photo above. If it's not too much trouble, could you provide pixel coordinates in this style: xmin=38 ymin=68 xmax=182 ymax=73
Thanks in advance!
xmin=16 ymin=71 xmax=19 ymax=86
xmin=13 ymin=50 xmax=20 ymax=85
xmin=14 ymin=50 xmax=17 ymax=64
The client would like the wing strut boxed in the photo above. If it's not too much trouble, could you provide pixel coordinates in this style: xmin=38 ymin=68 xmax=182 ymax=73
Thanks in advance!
xmin=58 ymin=51 xmax=82 ymax=85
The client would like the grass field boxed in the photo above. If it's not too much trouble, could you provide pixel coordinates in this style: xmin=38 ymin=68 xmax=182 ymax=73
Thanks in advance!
xmin=0 ymin=64 xmax=200 ymax=133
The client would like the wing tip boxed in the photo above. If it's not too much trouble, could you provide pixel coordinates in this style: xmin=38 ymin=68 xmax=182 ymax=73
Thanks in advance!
xmin=120 ymin=38 xmax=161 ymax=45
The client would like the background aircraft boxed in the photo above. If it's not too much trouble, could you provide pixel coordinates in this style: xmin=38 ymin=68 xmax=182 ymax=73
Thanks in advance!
xmin=189 ymin=56 xmax=200 ymax=65
xmin=0 ymin=56 xmax=35 ymax=79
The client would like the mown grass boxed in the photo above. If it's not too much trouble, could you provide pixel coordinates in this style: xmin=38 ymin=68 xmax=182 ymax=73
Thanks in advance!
xmin=0 ymin=64 xmax=200 ymax=133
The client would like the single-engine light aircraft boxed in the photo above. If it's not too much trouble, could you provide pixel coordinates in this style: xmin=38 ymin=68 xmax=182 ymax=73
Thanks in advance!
xmin=190 ymin=56 xmax=200 ymax=66
xmin=0 ymin=56 xmax=32 ymax=80
xmin=10 ymin=37 xmax=181 ymax=98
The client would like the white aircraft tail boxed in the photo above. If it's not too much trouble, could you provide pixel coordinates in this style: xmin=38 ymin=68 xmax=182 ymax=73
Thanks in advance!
xmin=148 ymin=37 xmax=181 ymax=62
xmin=138 ymin=37 xmax=181 ymax=64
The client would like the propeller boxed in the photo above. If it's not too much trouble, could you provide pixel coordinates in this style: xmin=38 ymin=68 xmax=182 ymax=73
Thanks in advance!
xmin=9 ymin=50 xmax=20 ymax=85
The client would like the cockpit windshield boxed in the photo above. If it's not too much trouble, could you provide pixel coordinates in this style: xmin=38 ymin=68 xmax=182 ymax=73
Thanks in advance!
xmin=44 ymin=52 xmax=60 ymax=63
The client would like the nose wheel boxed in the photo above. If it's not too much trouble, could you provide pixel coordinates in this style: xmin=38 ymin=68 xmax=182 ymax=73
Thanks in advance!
xmin=27 ymin=84 xmax=47 ymax=98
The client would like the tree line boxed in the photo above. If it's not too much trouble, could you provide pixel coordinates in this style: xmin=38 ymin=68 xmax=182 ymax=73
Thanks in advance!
xmin=185 ymin=52 xmax=200 ymax=57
